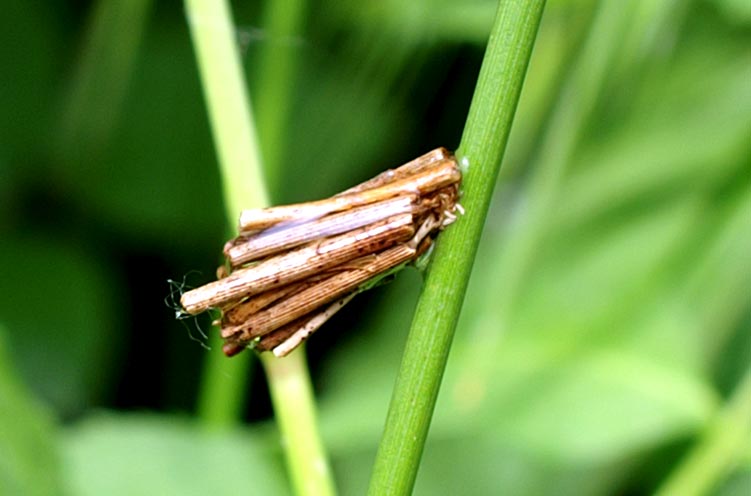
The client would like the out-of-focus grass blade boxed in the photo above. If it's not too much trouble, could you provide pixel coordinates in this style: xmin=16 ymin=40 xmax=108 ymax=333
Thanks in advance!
xmin=57 ymin=0 xmax=152 ymax=161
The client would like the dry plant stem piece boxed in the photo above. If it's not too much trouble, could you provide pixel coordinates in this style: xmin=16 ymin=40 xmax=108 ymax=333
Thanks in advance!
xmin=236 ymin=247 xmax=409 ymax=355
xmin=180 ymin=213 xmax=415 ymax=314
xmin=238 ymin=154 xmax=460 ymax=231
xmin=221 ymin=272 xmax=340 ymax=325
xmin=221 ymin=279 xmax=314 ymax=324
xmin=251 ymin=292 xmax=357 ymax=355
xmin=338 ymin=147 xmax=452 ymax=196
xmin=272 ymin=293 xmax=357 ymax=357
xmin=221 ymin=243 xmax=417 ymax=342
xmin=253 ymin=313 xmax=320 ymax=352
xmin=227 ymin=195 xmax=416 ymax=265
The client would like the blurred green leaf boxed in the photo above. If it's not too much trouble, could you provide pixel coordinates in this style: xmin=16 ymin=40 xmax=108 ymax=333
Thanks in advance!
xmin=518 ymin=198 xmax=703 ymax=359
xmin=61 ymin=413 xmax=290 ymax=496
xmin=51 ymin=23 xmax=225 ymax=247
xmin=0 ymin=325 xmax=64 ymax=496
xmin=559 ymin=44 xmax=751 ymax=229
xmin=415 ymin=436 xmax=623 ymax=496
xmin=0 ymin=237 xmax=119 ymax=416
xmin=462 ymin=349 xmax=714 ymax=461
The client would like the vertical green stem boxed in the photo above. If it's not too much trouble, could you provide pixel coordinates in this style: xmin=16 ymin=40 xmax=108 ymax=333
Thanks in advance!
xmin=262 ymin=351 xmax=336 ymax=496
xmin=196 ymin=332 xmax=252 ymax=426
xmin=185 ymin=3 xmax=334 ymax=495
xmin=185 ymin=0 xmax=268 ymax=427
xmin=254 ymin=1 xmax=334 ymax=492
xmin=254 ymin=0 xmax=308 ymax=186
xmin=185 ymin=0 xmax=269 ymax=217
xmin=368 ymin=1 xmax=546 ymax=494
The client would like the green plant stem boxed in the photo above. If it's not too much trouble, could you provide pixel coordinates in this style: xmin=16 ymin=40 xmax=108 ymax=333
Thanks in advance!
xmin=262 ymin=351 xmax=336 ymax=496
xmin=186 ymin=3 xmax=334 ymax=494
xmin=254 ymin=0 xmax=308 ymax=188
xmin=250 ymin=15 xmax=334 ymax=491
xmin=185 ymin=0 xmax=269 ymax=217
xmin=655 ymin=366 xmax=751 ymax=496
xmin=185 ymin=0 xmax=268 ymax=427
xmin=367 ymin=1 xmax=546 ymax=494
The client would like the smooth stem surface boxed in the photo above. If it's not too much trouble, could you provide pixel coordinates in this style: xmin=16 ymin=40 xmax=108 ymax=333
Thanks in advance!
xmin=185 ymin=0 xmax=269 ymax=217
xmin=186 ymin=4 xmax=334 ymax=495
xmin=368 ymin=1 xmax=546 ymax=494
xmin=262 ymin=351 xmax=336 ymax=496
xmin=186 ymin=0 xmax=267 ymax=427
xmin=656 ymin=366 xmax=751 ymax=496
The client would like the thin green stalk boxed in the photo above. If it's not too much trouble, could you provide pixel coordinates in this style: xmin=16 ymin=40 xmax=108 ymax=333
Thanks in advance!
xmin=185 ymin=0 xmax=269 ymax=217
xmin=655 ymin=366 xmax=751 ymax=496
xmin=254 ymin=0 xmax=308 ymax=186
xmin=185 ymin=0 xmax=268 ymax=426
xmin=368 ymin=1 xmax=546 ymax=494
xmin=262 ymin=351 xmax=336 ymax=496
xmin=186 ymin=2 xmax=335 ymax=494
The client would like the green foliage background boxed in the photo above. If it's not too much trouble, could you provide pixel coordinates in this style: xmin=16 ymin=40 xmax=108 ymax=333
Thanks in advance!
xmin=1 ymin=0 xmax=750 ymax=494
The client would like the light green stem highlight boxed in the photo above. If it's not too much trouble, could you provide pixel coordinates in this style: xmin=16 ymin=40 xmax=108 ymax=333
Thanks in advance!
xmin=262 ymin=351 xmax=336 ymax=496
xmin=184 ymin=0 xmax=269 ymax=217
